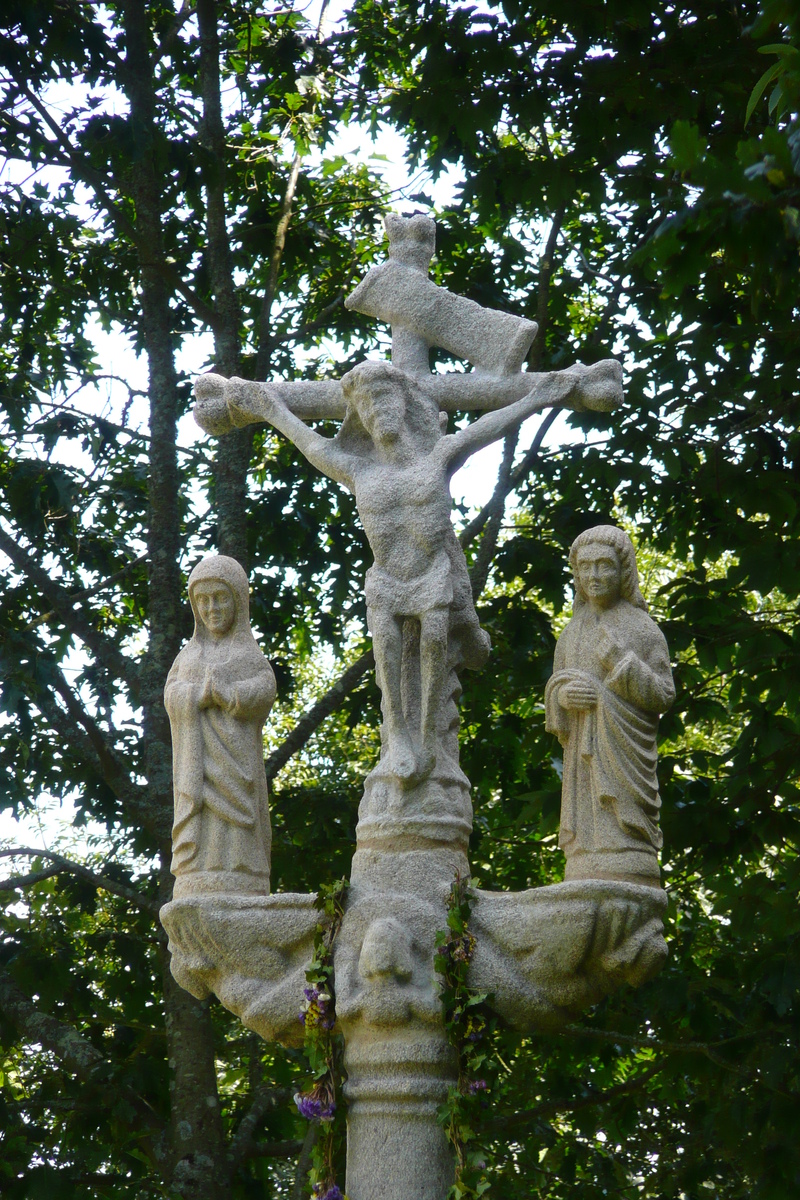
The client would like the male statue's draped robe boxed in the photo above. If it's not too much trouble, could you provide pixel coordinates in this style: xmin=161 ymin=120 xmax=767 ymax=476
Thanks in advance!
xmin=545 ymin=599 xmax=675 ymax=885
xmin=165 ymin=556 xmax=276 ymax=895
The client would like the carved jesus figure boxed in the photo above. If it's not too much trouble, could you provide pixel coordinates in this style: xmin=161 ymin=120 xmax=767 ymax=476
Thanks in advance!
xmin=195 ymin=358 xmax=621 ymax=787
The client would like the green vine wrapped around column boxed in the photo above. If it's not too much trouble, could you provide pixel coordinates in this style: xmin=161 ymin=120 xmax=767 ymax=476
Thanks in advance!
xmin=294 ymin=878 xmax=350 ymax=1200
xmin=435 ymin=873 xmax=500 ymax=1200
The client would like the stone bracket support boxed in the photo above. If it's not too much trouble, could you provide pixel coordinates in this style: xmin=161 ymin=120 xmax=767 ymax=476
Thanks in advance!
xmin=160 ymin=892 xmax=319 ymax=1045
xmin=468 ymin=880 xmax=668 ymax=1029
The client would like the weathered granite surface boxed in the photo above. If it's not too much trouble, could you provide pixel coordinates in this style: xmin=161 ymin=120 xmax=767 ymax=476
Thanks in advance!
xmin=469 ymin=879 xmax=668 ymax=1028
xmin=194 ymin=363 xmax=621 ymax=791
xmin=161 ymin=892 xmax=318 ymax=1044
xmin=161 ymin=218 xmax=671 ymax=1200
xmin=164 ymin=554 xmax=276 ymax=898
xmin=546 ymin=526 xmax=675 ymax=887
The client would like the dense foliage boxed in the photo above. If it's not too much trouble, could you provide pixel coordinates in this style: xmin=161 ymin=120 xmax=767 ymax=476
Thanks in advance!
xmin=0 ymin=1 xmax=798 ymax=1197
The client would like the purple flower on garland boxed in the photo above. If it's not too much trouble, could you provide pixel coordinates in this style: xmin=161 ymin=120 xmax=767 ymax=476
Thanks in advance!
xmin=294 ymin=1083 xmax=336 ymax=1122
xmin=449 ymin=930 xmax=476 ymax=963
xmin=312 ymin=1185 xmax=345 ymax=1200
xmin=299 ymin=985 xmax=333 ymax=1030
xmin=467 ymin=1079 xmax=488 ymax=1094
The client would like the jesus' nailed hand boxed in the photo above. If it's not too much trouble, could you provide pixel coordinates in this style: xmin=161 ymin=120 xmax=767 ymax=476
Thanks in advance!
xmin=193 ymin=358 xmax=623 ymax=786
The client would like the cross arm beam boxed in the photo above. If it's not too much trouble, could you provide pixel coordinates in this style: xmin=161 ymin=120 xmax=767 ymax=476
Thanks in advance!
xmin=194 ymin=361 xmax=622 ymax=437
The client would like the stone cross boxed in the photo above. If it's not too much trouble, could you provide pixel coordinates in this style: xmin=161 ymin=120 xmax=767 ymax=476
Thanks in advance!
xmin=161 ymin=216 xmax=671 ymax=1200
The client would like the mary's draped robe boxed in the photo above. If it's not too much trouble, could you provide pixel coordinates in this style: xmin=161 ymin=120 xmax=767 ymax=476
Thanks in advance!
xmin=165 ymin=556 xmax=276 ymax=897
xmin=545 ymin=599 xmax=675 ymax=886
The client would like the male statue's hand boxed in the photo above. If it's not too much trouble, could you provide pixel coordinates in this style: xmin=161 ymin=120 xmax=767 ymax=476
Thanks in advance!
xmin=194 ymin=373 xmax=236 ymax=436
xmin=566 ymin=360 xmax=623 ymax=413
xmin=560 ymin=677 xmax=599 ymax=711
xmin=194 ymin=375 xmax=272 ymax=435
xmin=596 ymin=625 xmax=626 ymax=671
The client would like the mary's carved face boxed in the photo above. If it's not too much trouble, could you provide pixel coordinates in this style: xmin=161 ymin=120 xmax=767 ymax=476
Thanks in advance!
xmin=193 ymin=579 xmax=236 ymax=637
xmin=576 ymin=543 xmax=622 ymax=610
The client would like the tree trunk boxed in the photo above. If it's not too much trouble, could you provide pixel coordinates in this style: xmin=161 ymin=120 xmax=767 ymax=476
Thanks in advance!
xmin=197 ymin=0 xmax=253 ymax=571
xmin=162 ymin=955 xmax=229 ymax=1199
xmin=123 ymin=2 xmax=230 ymax=1196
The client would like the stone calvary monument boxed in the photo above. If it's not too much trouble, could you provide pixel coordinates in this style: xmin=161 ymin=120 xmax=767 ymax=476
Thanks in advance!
xmin=160 ymin=215 xmax=674 ymax=1200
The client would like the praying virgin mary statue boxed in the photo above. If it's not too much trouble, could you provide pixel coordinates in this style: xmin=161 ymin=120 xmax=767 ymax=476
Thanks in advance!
xmin=545 ymin=526 xmax=675 ymax=887
xmin=165 ymin=554 xmax=276 ymax=898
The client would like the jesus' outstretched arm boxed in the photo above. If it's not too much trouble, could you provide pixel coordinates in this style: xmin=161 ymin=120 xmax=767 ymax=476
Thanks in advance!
xmin=440 ymin=360 xmax=623 ymax=476
xmin=195 ymin=374 xmax=355 ymax=488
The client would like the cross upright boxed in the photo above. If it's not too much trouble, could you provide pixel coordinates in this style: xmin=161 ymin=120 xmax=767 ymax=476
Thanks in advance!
xmin=161 ymin=215 xmax=668 ymax=1200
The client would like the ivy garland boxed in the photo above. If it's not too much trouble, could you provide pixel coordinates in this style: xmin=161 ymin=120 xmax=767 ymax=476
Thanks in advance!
xmin=294 ymin=878 xmax=350 ymax=1200
xmin=435 ymin=873 xmax=500 ymax=1200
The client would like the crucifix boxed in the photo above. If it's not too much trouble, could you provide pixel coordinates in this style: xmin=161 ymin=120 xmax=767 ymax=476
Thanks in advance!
xmin=162 ymin=215 xmax=669 ymax=1200
xmin=194 ymin=214 xmax=621 ymax=789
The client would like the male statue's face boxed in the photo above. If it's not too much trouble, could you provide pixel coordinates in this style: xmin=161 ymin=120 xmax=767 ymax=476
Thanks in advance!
xmin=193 ymin=580 xmax=236 ymax=636
xmin=576 ymin=544 xmax=621 ymax=610
xmin=357 ymin=380 xmax=405 ymax=444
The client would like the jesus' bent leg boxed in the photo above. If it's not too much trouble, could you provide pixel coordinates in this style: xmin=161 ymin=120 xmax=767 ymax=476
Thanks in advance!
xmin=418 ymin=606 xmax=450 ymax=783
xmin=368 ymin=608 xmax=418 ymax=781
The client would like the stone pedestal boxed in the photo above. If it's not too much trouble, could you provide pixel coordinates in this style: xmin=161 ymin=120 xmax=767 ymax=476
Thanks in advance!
xmin=162 ymin=771 xmax=668 ymax=1200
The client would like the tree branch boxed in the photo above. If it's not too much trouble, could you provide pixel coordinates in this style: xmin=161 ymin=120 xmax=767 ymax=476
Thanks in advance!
xmin=25 ymin=554 xmax=147 ymax=632
xmin=197 ymin=0 xmax=239 ymax=375
xmin=49 ymin=662 xmax=148 ymax=813
xmin=485 ymin=1061 xmax=665 ymax=1135
xmin=555 ymin=1023 xmax=796 ymax=1096
xmin=273 ymin=291 xmax=345 ymax=349
xmin=0 ymin=847 xmax=160 ymax=915
xmin=464 ymin=204 xmax=567 ymax=600
xmin=19 ymin=655 xmax=154 ymax=832
xmin=196 ymin=0 xmax=252 ymax=568
xmin=152 ymin=0 xmax=196 ymax=67
xmin=244 ymin=1139 xmax=304 ymax=1159
xmin=0 ymin=967 xmax=110 ymax=1079
xmin=457 ymin=408 xmax=559 ymax=552
xmin=0 ymin=967 xmax=164 ymax=1148
xmin=6 ymin=73 xmax=221 ymax=333
xmin=255 ymin=151 xmax=304 ymax=380
xmin=254 ymin=0 xmax=330 ymax=380
xmin=559 ymin=1022 xmax=762 ymax=1055
xmin=265 ymin=650 xmax=374 ymax=783
xmin=0 ymin=525 xmax=139 ymax=696
xmin=291 ymin=1122 xmax=319 ymax=1200
xmin=0 ymin=864 xmax=62 ymax=889
xmin=467 ymin=428 xmax=519 ymax=602
xmin=531 ymin=205 xmax=566 ymax=369
xmin=228 ymin=1085 xmax=293 ymax=1168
